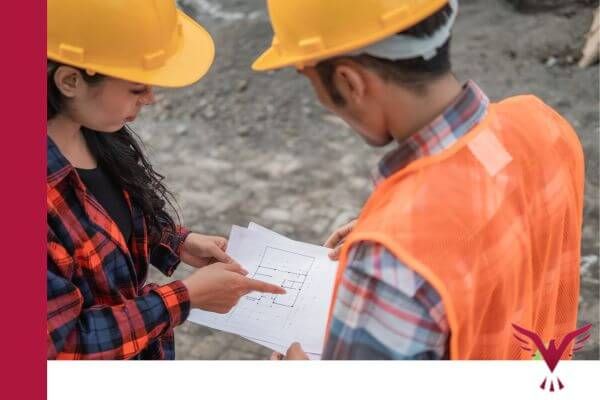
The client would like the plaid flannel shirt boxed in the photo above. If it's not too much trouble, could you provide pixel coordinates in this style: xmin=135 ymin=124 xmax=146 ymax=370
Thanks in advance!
xmin=47 ymin=137 xmax=191 ymax=360
xmin=323 ymin=81 xmax=490 ymax=359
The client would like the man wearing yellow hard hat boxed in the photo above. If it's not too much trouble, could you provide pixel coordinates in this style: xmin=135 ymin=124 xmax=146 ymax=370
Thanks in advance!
xmin=257 ymin=0 xmax=585 ymax=360
xmin=46 ymin=0 xmax=285 ymax=360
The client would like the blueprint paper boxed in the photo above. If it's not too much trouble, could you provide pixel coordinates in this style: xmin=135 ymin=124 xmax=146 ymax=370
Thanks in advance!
xmin=187 ymin=225 xmax=337 ymax=355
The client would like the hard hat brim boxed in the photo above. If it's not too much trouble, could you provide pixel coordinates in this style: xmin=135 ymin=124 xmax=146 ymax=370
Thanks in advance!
xmin=252 ymin=0 xmax=450 ymax=71
xmin=252 ymin=47 xmax=287 ymax=71
xmin=48 ymin=11 xmax=215 ymax=88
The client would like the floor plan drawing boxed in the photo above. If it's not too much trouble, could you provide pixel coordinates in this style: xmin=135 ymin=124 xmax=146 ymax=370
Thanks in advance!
xmin=245 ymin=246 xmax=315 ymax=308
xmin=187 ymin=224 xmax=337 ymax=355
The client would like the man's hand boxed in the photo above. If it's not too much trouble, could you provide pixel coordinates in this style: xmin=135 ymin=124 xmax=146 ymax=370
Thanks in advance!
xmin=181 ymin=233 xmax=233 ymax=268
xmin=182 ymin=262 xmax=286 ymax=313
xmin=324 ymin=219 xmax=357 ymax=260
xmin=270 ymin=342 xmax=309 ymax=360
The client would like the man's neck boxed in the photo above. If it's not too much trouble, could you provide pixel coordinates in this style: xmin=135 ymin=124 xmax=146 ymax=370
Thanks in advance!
xmin=385 ymin=74 xmax=463 ymax=142
xmin=48 ymin=115 xmax=97 ymax=169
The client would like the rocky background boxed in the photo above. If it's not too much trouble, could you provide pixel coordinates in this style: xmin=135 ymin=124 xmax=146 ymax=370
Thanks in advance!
xmin=131 ymin=0 xmax=600 ymax=360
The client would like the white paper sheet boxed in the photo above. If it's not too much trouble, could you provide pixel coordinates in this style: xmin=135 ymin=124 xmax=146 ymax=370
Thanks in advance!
xmin=248 ymin=222 xmax=292 ymax=241
xmin=237 ymin=334 xmax=320 ymax=360
xmin=243 ymin=223 xmax=322 ymax=359
xmin=187 ymin=224 xmax=337 ymax=356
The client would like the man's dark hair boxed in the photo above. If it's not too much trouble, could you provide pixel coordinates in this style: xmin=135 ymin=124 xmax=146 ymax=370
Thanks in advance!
xmin=315 ymin=3 xmax=453 ymax=105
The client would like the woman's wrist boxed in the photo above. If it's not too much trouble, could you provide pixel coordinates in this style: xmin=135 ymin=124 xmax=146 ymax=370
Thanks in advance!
xmin=176 ymin=227 xmax=192 ymax=257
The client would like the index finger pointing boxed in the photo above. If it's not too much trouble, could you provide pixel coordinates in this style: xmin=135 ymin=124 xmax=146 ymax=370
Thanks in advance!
xmin=243 ymin=277 xmax=286 ymax=295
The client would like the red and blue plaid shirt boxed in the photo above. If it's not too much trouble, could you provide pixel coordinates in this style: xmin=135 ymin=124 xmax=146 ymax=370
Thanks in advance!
xmin=47 ymin=137 xmax=191 ymax=360
xmin=323 ymin=81 xmax=490 ymax=359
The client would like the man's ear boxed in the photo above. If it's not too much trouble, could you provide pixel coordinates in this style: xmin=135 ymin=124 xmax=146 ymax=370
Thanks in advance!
xmin=53 ymin=66 xmax=83 ymax=98
xmin=332 ymin=62 xmax=367 ymax=105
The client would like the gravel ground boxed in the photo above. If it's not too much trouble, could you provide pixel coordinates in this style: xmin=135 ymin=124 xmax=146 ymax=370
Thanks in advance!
xmin=130 ymin=0 xmax=599 ymax=360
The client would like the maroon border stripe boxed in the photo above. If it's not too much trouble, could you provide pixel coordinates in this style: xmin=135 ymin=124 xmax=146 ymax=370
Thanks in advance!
xmin=0 ymin=0 xmax=46 ymax=398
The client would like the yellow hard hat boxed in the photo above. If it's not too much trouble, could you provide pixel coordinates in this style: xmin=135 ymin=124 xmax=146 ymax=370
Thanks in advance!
xmin=48 ymin=0 xmax=215 ymax=87
xmin=253 ymin=0 xmax=449 ymax=71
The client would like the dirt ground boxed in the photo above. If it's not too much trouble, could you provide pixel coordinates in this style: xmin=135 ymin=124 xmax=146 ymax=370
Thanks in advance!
xmin=134 ymin=0 xmax=599 ymax=359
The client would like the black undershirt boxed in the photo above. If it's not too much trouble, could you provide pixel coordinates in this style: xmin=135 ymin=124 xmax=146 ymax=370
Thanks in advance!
xmin=76 ymin=167 xmax=133 ymax=243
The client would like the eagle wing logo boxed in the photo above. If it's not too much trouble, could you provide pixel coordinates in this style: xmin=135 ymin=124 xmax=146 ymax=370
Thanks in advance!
xmin=512 ymin=323 xmax=592 ymax=391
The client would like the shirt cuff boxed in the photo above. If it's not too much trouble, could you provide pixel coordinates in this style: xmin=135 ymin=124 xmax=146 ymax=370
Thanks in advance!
xmin=152 ymin=280 xmax=191 ymax=328
xmin=150 ymin=226 xmax=192 ymax=276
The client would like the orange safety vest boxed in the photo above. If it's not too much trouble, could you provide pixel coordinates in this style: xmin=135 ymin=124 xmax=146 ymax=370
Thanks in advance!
xmin=331 ymin=95 xmax=584 ymax=359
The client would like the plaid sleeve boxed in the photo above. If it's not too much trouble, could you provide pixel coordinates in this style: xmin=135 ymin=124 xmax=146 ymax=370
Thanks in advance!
xmin=150 ymin=225 xmax=191 ymax=276
xmin=47 ymin=244 xmax=190 ymax=360
xmin=322 ymin=241 xmax=449 ymax=360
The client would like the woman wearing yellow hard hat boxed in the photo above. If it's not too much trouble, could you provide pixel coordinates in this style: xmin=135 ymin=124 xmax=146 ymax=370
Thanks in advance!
xmin=46 ymin=0 xmax=285 ymax=360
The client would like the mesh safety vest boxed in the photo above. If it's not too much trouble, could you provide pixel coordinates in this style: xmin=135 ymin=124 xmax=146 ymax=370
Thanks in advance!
xmin=332 ymin=96 xmax=584 ymax=359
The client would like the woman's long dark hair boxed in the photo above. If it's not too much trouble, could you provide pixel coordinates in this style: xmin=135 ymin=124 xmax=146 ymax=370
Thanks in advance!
xmin=47 ymin=61 xmax=179 ymax=246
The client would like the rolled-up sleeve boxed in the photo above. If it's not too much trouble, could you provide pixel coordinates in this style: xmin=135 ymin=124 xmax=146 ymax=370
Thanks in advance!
xmin=150 ymin=225 xmax=191 ymax=276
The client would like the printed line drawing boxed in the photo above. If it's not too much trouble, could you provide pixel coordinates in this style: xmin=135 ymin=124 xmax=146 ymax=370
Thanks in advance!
xmin=245 ymin=246 xmax=315 ymax=308
xmin=186 ymin=224 xmax=338 ymax=355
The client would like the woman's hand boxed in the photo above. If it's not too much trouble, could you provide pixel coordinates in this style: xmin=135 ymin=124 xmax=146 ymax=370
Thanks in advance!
xmin=270 ymin=342 xmax=309 ymax=360
xmin=181 ymin=233 xmax=233 ymax=268
xmin=182 ymin=262 xmax=286 ymax=313
xmin=324 ymin=219 xmax=357 ymax=260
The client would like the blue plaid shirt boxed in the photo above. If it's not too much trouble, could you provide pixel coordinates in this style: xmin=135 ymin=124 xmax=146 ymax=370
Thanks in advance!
xmin=323 ymin=81 xmax=490 ymax=359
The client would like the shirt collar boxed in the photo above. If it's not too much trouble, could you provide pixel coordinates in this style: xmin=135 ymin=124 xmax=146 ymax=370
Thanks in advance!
xmin=374 ymin=80 xmax=489 ymax=183
xmin=47 ymin=136 xmax=74 ymax=188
